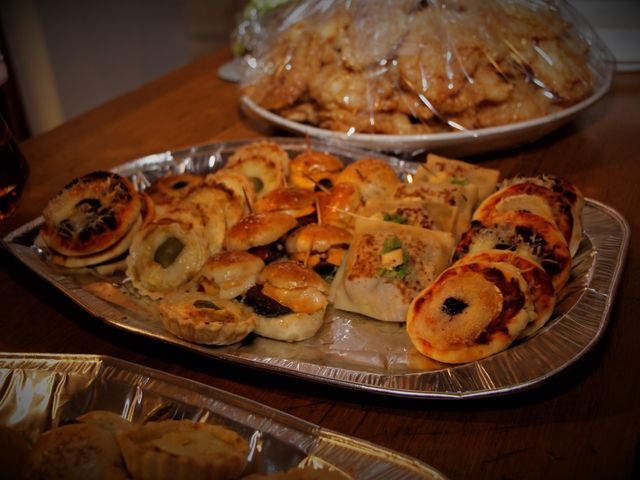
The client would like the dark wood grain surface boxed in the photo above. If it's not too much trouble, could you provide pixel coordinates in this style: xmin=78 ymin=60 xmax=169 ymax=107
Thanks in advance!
xmin=1 ymin=48 xmax=638 ymax=479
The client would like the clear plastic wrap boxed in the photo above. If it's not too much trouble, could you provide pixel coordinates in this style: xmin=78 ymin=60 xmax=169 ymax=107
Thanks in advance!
xmin=239 ymin=0 xmax=614 ymax=138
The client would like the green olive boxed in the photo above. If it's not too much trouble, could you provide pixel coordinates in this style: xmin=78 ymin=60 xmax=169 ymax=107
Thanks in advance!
xmin=153 ymin=236 xmax=184 ymax=268
xmin=193 ymin=300 xmax=221 ymax=310
xmin=249 ymin=176 xmax=264 ymax=193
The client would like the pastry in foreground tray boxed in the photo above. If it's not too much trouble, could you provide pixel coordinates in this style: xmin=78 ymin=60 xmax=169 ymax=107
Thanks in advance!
xmin=360 ymin=197 xmax=457 ymax=233
xmin=334 ymin=157 xmax=400 ymax=201
xmin=159 ymin=292 xmax=256 ymax=345
xmin=406 ymin=260 xmax=536 ymax=364
xmin=23 ymin=422 xmax=128 ymax=480
xmin=330 ymin=217 xmax=455 ymax=323
xmin=117 ymin=420 xmax=249 ymax=480
xmin=241 ymin=261 xmax=329 ymax=342
xmin=255 ymin=186 xmax=319 ymax=224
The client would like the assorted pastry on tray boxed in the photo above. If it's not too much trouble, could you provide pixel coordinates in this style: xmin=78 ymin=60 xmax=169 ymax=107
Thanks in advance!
xmin=6 ymin=410 xmax=348 ymax=480
xmin=36 ymin=140 xmax=583 ymax=364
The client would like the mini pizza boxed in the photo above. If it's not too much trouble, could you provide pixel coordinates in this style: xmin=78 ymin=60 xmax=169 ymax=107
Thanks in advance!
xmin=456 ymin=250 xmax=556 ymax=338
xmin=453 ymin=211 xmax=572 ymax=292
xmin=204 ymin=170 xmax=256 ymax=214
xmin=41 ymin=171 xmax=142 ymax=256
xmin=499 ymin=174 xmax=584 ymax=256
xmin=151 ymin=173 xmax=204 ymax=203
xmin=406 ymin=260 xmax=536 ymax=364
xmin=182 ymin=183 xmax=244 ymax=229
xmin=222 ymin=157 xmax=285 ymax=198
xmin=241 ymin=261 xmax=329 ymax=342
xmin=473 ymin=181 xmax=578 ymax=256
xmin=330 ymin=218 xmax=455 ymax=322
xmin=160 ymin=205 xmax=226 ymax=256
xmin=159 ymin=292 xmax=256 ymax=345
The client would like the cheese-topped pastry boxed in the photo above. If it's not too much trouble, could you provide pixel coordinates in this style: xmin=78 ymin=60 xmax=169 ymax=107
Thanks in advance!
xmin=407 ymin=260 xmax=536 ymax=364
xmin=183 ymin=183 xmax=244 ymax=230
xmin=159 ymin=292 xmax=256 ymax=345
xmin=226 ymin=140 xmax=290 ymax=176
xmin=223 ymin=157 xmax=285 ymax=198
xmin=41 ymin=171 xmax=142 ymax=256
xmin=413 ymin=153 xmax=500 ymax=203
xmin=161 ymin=205 xmax=226 ymax=256
xmin=317 ymin=182 xmax=363 ymax=231
xmin=330 ymin=218 xmax=455 ymax=322
xmin=117 ymin=420 xmax=249 ymax=480
xmin=456 ymin=250 xmax=556 ymax=338
xmin=204 ymin=170 xmax=256 ymax=215
xmin=473 ymin=181 xmax=579 ymax=256
xmin=453 ymin=211 xmax=571 ymax=292
xmin=498 ymin=174 xmax=584 ymax=256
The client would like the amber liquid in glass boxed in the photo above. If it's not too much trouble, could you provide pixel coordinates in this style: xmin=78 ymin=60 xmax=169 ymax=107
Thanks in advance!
xmin=0 ymin=116 xmax=28 ymax=220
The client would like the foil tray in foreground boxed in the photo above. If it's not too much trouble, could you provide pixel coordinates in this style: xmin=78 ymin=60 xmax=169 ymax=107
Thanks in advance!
xmin=1 ymin=138 xmax=630 ymax=399
xmin=0 ymin=353 xmax=446 ymax=478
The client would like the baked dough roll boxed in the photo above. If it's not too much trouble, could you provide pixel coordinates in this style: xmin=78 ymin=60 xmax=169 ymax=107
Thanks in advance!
xmin=161 ymin=204 xmax=226 ymax=256
xmin=204 ymin=170 xmax=256 ymax=215
xmin=453 ymin=211 xmax=571 ymax=292
xmin=242 ymin=261 xmax=329 ymax=342
xmin=117 ymin=420 xmax=249 ymax=480
xmin=473 ymin=181 xmax=579 ymax=256
xmin=456 ymin=250 xmax=556 ymax=338
xmin=407 ymin=261 xmax=536 ymax=364
xmin=223 ymin=157 xmax=285 ymax=198
xmin=127 ymin=220 xmax=208 ymax=298
xmin=41 ymin=171 xmax=142 ymax=256
xmin=159 ymin=292 xmax=256 ymax=345
xmin=183 ymin=183 xmax=244 ymax=230
xmin=225 ymin=212 xmax=298 ymax=263
xmin=392 ymin=182 xmax=478 ymax=239
xmin=330 ymin=218 xmax=455 ymax=322
xmin=334 ymin=158 xmax=400 ymax=201
xmin=152 ymin=173 xmax=203 ymax=201
xmin=289 ymin=150 xmax=344 ymax=191
xmin=226 ymin=140 xmax=290 ymax=176
xmin=195 ymin=251 xmax=265 ymax=300
xmin=413 ymin=153 xmax=500 ymax=203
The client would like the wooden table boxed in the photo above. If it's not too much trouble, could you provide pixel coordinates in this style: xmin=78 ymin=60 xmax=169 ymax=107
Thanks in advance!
xmin=1 ymin=48 xmax=638 ymax=479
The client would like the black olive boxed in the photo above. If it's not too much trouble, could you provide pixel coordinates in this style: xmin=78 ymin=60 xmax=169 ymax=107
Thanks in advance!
xmin=242 ymin=285 xmax=291 ymax=317
xmin=171 ymin=181 xmax=188 ymax=190
xmin=249 ymin=176 xmax=264 ymax=194
xmin=75 ymin=198 xmax=101 ymax=210
xmin=442 ymin=297 xmax=469 ymax=316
